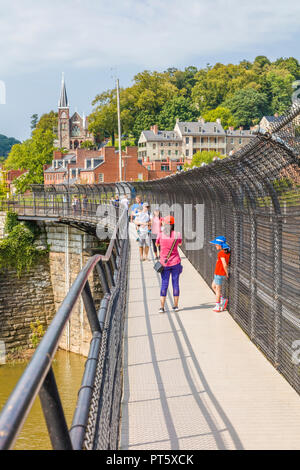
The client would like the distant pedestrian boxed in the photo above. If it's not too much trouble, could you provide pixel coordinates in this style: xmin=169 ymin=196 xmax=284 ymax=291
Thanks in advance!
xmin=82 ymin=194 xmax=88 ymax=215
xmin=130 ymin=195 xmax=143 ymax=222
xmin=150 ymin=209 xmax=162 ymax=260
xmin=210 ymin=236 xmax=231 ymax=312
xmin=120 ymin=195 xmax=129 ymax=211
xmin=72 ymin=196 xmax=77 ymax=216
xmin=135 ymin=202 xmax=151 ymax=261
xmin=156 ymin=216 xmax=183 ymax=313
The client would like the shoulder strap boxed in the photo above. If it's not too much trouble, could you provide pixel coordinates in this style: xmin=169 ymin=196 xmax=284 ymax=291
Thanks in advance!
xmin=164 ymin=234 xmax=178 ymax=263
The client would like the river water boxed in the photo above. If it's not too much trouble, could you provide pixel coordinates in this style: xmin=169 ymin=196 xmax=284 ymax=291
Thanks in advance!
xmin=0 ymin=350 xmax=86 ymax=450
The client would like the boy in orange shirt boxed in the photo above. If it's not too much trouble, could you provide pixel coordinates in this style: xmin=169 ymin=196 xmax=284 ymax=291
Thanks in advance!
xmin=209 ymin=236 xmax=231 ymax=312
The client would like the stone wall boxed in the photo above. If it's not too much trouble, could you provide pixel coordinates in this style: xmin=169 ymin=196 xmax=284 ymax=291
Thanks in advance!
xmin=0 ymin=256 xmax=56 ymax=352
xmin=45 ymin=223 xmax=103 ymax=356
xmin=0 ymin=216 xmax=103 ymax=358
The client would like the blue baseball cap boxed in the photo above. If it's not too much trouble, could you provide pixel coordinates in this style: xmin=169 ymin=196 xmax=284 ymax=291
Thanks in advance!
xmin=209 ymin=236 xmax=226 ymax=246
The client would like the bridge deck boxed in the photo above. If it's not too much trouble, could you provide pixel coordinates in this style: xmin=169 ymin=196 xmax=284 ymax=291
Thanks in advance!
xmin=120 ymin=224 xmax=300 ymax=450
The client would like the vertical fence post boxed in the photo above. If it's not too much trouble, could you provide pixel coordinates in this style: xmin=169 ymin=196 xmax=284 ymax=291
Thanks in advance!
xmin=273 ymin=217 xmax=282 ymax=366
xmin=232 ymin=208 xmax=241 ymax=321
xmin=39 ymin=367 xmax=73 ymax=450
xmin=250 ymin=211 xmax=257 ymax=340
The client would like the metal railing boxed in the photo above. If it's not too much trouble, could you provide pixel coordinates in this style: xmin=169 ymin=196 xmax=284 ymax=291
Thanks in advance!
xmin=0 ymin=182 xmax=132 ymax=226
xmin=133 ymin=102 xmax=300 ymax=395
xmin=0 ymin=208 xmax=129 ymax=450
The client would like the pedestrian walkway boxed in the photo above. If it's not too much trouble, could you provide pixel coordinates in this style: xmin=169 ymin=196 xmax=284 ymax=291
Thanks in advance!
xmin=120 ymin=225 xmax=300 ymax=450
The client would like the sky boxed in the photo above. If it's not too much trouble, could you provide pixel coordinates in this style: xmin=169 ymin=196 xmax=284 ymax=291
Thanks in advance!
xmin=1 ymin=0 xmax=300 ymax=141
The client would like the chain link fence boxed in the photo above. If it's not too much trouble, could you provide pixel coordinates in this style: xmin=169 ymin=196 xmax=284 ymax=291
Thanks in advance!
xmin=133 ymin=103 xmax=300 ymax=395
xmin=83 ymin=221 xmax=129 ymax=450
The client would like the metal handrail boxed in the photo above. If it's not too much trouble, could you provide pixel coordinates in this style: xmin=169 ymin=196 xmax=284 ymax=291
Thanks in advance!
xmin=0 ymin=209 xmax=128 ymax=450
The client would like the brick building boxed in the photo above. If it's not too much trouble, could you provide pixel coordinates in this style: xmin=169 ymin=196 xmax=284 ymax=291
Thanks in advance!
xmin=0 ymin=167 xmax=27 ymax=193
xmin=44 ymin=146 xmax=148 ymax=185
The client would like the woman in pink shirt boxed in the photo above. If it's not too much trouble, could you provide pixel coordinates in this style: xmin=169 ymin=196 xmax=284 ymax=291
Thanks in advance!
xmin=150 ymin=209 xmax=162 ymax=260
xmin=155 ymin=216 xmax=183 ymax=313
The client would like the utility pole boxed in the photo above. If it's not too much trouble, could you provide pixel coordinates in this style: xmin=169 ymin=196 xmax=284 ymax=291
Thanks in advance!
xmin=116 ymin=78 xmax=122 ymax=181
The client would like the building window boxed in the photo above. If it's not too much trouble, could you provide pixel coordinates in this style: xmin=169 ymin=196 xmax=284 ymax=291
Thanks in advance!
xmin=138 ymin=173 xmax=143 ymax=180
xmin=186 ymin=137 xmax=189 ymax=144
xmin=175 ymin=150 xmax=178 ymax=156
xmin=193 ymin=137 xmax=196 ymax=143
xmin=177 ymin=165 xmax=183 ymax=171
xmin=161 ymin=150 xmax=164 ymax=156
xmin=175 ymin=142 xmax=178 ymax=147
xmin=186 ymin=149 xmax=189 ymax=157
xmin=231 ymin=138 xmax=234 ymax=144
xmin=98 ymin=173 xmax=104 ymax=182
xmin=184 ymin=127 xmax=187 ymax=132
xmin=168 ymin=150 xmax=171 ymax=156
xmin=153 ymin=144 xmax=156 ymax=149
xmin=239 ymin=138 xmax=242 ymax=144
xmin=161 ymin=165 xmax=170 ymax=171
xmin=161 ymin=143 xmax=163 ymax=146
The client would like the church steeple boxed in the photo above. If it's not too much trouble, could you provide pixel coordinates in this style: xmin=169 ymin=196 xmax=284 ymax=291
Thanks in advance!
xmin=58 ymin=72 xmax=69 ymax=108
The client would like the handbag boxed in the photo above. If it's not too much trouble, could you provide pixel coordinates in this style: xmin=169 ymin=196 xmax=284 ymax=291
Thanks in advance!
xmin=153 ymin=236 xmax=178 ymax=273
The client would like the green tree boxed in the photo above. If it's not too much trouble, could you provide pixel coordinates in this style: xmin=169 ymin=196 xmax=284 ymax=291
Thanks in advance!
xmin=132 ymin=110 xmax=156 ymax=142
xmin=80 ymin=140 xmax=96 ymax=150
xmin=36 ymin=111 xmax=58 ymax=135
xmin=202 ymin=106 xmax=236 ymax=129
xmin=89 ymin=89 xmax=118 ymax=145
xmin=5 ymin=127 xmax=54 ymax=192
xmin=158 ymin=96 xmax=198 ymax=130
xmin=264 ymin=67 xmax=294 ymax=114
xmin=224 ymin=88 xmax=269 ymax=127
xmin=192 ymin=63 xmax=242 ymax=113
xmin=184 ymin=150 xmax=224 ymax=169
xmin=30 ymin=114 xmax=39 ymax=131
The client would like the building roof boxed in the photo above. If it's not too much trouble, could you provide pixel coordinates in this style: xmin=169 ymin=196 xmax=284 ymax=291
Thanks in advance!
xmin=79 ymin=161 xmax=104 ymax=172
xmin=176 ymin=121 xmax=226 ymax=135
xmin=226 ymin=129 xmax=255 ymax=137
xmin=58 ymin=73 xmax=69 ymax=108
xmin=141 ymin=130 xmax=181 ymax=142
xmin=262 ymin=115 xmax=283 ymax=124
xmin=44 ymin=165 xmax=67 ymax=173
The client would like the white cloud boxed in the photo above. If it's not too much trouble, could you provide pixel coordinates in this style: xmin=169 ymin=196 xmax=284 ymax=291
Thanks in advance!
xmin=0 ymin=0 xmax=300 ymax=75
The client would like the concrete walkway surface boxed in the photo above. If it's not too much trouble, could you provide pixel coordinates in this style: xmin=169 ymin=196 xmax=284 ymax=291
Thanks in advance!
xmin=120 ymin=225 xmax=300 ymax=450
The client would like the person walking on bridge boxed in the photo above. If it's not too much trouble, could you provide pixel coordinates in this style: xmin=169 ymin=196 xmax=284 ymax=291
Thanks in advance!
xmin=156 ymin=216 xmax=182 ymax=313
xmin=210 ymin=236 xmax=230 ymax=312
xmin=135 ymin=202 xmax=151 ymax=261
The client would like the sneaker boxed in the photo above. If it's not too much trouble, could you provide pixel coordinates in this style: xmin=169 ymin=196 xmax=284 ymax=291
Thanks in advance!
xmin=221 ymin=298 xmax=228 ymax=311
xmin=173 ymin=306 xmax=179 ymax=312
xmin=213 ymin=305 xmax=222 ymax=312
xmin=159 ymin=307 xmax=165 ymax=313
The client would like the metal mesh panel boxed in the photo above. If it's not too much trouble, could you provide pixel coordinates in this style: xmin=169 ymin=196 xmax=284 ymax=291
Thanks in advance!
xmin=133 ymin=103 xmax=300 ymax=394
xmin=83 ymin=235 xmax=129 ymax=450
